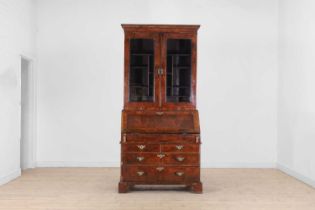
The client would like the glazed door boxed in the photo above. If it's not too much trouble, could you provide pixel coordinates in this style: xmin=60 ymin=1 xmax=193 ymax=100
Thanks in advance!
xmin=161 ymin=33 xmax=197 ymax=110
xmin=124 ymin=32 xmax=161 ymax=110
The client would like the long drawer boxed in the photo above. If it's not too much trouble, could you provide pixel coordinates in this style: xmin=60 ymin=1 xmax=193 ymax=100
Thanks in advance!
xmin=123 ymin=153 xmax=199 ymax=165
xmin=122 ymin=134 xmax=201 ymax=144
xmin=121 ymin=166 xmax=200 ymax=184
xmin=122 ymin=143 xmax=200 ymax=153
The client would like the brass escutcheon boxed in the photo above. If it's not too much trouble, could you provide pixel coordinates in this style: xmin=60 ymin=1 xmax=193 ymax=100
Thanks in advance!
xmin=137 ymin=145 xmax=146 ymax=150
xmin=157 ymin=153 xmax=165 ymax=159
xmin=175 ymin=145 xmax=184 ymax=150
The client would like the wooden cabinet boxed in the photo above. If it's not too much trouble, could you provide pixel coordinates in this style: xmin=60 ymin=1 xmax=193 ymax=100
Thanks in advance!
xmin=119 ymin=24 xmax=202 ymax=193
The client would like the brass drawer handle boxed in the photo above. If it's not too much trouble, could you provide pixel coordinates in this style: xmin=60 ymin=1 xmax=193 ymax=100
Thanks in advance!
xmin=137 ymin=145 xmax=146 ymax=150
xmin=156 ymin=111 xmax=164 ymax=115
xmin=136 ymin=157 xmax=144 ymax=162
xmin=157 ymin=153 xmax=165 ymax=159
xmin=175 ymin=171 xmax=184 ymax=176
xmin=176 ymin=156 xmax=185 ymax=162
xmin=156 ymin=167 xmax=164 ymax=172
xmin=175 ymin=145 xmax=184 ymax=150
xmin=137 ymin=171 xmax=144 ymax=176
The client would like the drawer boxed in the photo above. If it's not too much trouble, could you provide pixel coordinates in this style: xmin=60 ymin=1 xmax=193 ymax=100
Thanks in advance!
xmin=123 ymin=134 xmax=200 ymax=144
xmin=122 ymin=166 xmax=157 ymax=182
xmin=161 ymin=144 xmax=199 ymax=153
xmin=163 ymin=153 xmax=199 ymax=165
xmin=123 ymin=153 xmax=160 ymax=165
xmin=122 ymin=144 xmax=160 ymax=153
xmin=121 ymin=166 xmax=200 ymax=184
xmin=159 ymin=166 xmax=200 ymax=184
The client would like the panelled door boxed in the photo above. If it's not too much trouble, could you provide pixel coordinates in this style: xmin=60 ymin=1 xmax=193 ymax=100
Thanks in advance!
xmin=161 ymin=33 xmax=196 ymax=110
xmin=124 ymin=32 xmax=196 ymax=110
xmin=124 ymin=32 xmax=160 ymax=110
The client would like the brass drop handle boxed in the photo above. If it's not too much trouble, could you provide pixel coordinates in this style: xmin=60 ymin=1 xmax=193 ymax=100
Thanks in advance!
xmin=176 ymin=156 xmax=185 ymax=162
xmin=157 ymin=153 xmax=165 ymax=159
xmin=156 ymin=111 xmax=164 ymax=116
xmin=136 ymin=157 xmax=144 ymax=162
xmin=137 ymin=171 xmax=144 ymax=176
xmin=137 ymin=145 xmax=146 ymax=150
xmin=156 ymin=167 xmax=164 ymax=172
xmin=175 ymin=171 xmax=184 ymax=176
xmin=175 ymin=145 xmax=184 ymax=150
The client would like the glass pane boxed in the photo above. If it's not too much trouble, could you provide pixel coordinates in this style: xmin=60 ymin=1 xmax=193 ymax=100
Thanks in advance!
xmin=129 ymin=39 xmax=154 ymax=102
xmin=166 ymin=39 xmax=191 ymax=102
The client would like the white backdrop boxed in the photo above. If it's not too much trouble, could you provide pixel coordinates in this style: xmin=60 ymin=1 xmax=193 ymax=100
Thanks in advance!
xmin=0 ymin=0 xmax=36 ymax=184
xmin=36 ymin=0 xmax=278 ymax=167
xmin=278 ymin=0 xmax=315 ymax=186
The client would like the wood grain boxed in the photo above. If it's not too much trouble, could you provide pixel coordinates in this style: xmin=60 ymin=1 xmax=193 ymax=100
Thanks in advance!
xmin=120 ymin=24 xmax=202 ymax=193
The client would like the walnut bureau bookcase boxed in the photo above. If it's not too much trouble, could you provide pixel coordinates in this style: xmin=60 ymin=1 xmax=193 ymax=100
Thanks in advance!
xmin=119 ymin=24 xmax=202 ymax=193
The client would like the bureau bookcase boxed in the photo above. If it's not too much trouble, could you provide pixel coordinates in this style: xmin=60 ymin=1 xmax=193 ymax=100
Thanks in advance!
xmin=119 ymin=24 xmax=202 ymax=193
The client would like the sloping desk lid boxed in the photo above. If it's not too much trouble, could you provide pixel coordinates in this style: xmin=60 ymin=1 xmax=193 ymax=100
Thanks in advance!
xmin=122 ymin=110 xmax=200 ymax=134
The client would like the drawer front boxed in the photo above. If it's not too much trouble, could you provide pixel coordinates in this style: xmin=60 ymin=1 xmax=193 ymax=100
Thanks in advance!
xmin=122 ymin=144 xmax=160 ymax=153
xmin=163 ymin=153 xmax=199 ymax=165
xmin=122 ymin=166 xmax=200 ymax=184
xmin=123 ymin=153 xmax=160 ymax=165
xmin=159 ymin=167 xmax=200 ymax=184
xmin=124 ymin=134 xmax=199 ymax=144
xmin=122 ymin=166 xmax=157 ymax=182
xmin=161 ymin=144 xmax=199 ymax=153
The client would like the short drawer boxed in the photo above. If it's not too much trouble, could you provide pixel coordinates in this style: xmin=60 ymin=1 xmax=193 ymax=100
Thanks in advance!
xmin=122 ymin=144 xmax=159 ymax=153
xmin=123 ymin=153 xmax=160 ymax=165
xmin=161 ymin=144 xmax=199 ymax=153
xmin=122 ymin=166 xmax=157 ymax=182
xmin=159 ymin=166 xmax=200 ymax=184
xmin=163 ymin=153 xmax=199 ymax=165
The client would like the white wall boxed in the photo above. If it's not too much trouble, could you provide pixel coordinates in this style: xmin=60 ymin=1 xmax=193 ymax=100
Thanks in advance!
xmin=0 ymin=0 xmax=36 ymax=184
xmin=278 ymin=0 xmax=315 ymax=186
xmin=36 ymin=0 xmax=278 ymax=167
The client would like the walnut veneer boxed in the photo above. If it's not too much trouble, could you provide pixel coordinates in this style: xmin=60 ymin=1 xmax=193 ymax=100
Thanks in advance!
xmin=119 ymin=24 xmax=202 ymax=193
